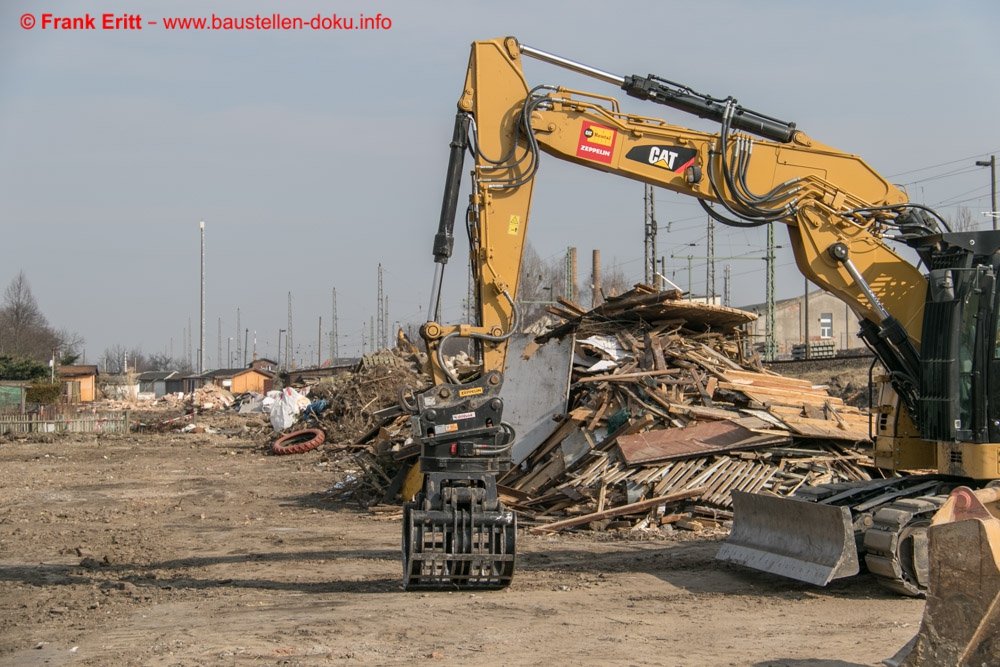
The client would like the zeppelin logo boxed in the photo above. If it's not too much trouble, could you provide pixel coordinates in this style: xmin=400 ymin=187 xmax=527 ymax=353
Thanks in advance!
xmin=452 ymin=411 xmax=476 ymax=421
xmin=625 ymin=145 xmax=698 ymax=173
xmin=458 ymin=387 xmax=484 ymax=397
xmin=576 ymin=121 xmax=616 ymax=164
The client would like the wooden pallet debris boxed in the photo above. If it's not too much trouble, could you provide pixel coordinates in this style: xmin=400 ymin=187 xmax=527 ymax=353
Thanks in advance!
xmin=315 ymin=285 xmax=883 ymax=535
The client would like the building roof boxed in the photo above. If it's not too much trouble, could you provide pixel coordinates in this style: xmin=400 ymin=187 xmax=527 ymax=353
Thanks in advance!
xmin=57 ymin=365 xmax=99 ymax=378
xmin=739 ymin=288 xmax=836 ymax=313
xmin=201 ymin=367 xmax=274 ymax=380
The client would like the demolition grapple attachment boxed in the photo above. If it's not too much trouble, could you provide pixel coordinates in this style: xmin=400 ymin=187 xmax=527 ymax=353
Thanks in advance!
xmin=402 ymin=371 xmax=517 ymax=590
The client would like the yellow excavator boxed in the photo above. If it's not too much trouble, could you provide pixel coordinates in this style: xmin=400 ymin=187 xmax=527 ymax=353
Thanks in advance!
xmin=402 ymin=36 xmax=1000 ymax=660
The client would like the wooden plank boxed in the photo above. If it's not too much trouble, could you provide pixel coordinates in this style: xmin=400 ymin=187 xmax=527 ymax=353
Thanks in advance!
xmin=529 ymin=487 xmax=707 ymax=534
xmin=721 ymin=380 xmax=837 ymax=402
xmin=690 ymin=369 xmax=714 ymax=407
xmin=556 ymin=297 xmax=588 ymax=318
xmin=645 ymin=332 xmax=667 ymax=371
xmin=618 ymin=420 xmax=785 ymax=465
xmin=516 ymin=455 xmax=567 ymax=495
xmin=719 ymin=368 xmax=814 ymax=387
xmin=729 ymin=386 xmax=846 ymax=408
xmin=587 ymin=392 xmax=611 ymax=431
xmin=667 ymin=403 xmax=745 ymax=421
xmin=705 ymin=376 xmax=718 ymax=398
xmin=781 ymin=416 xmax=870 ymax=441
xmin=695 ymin=343 xmax=746 ymax=371
xmin=651 ymin=459 xmax=698 ymax=495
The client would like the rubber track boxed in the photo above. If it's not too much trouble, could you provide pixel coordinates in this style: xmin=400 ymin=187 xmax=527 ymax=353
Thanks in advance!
xmin=271 ymin=428 xmax=325 ymax=455
xmin=863 ymin=496 xmax=945 ymax=596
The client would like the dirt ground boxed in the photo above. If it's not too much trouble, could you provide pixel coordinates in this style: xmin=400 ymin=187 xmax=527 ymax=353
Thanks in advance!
xmin=0 ymin=413 xmax=924 ymax=667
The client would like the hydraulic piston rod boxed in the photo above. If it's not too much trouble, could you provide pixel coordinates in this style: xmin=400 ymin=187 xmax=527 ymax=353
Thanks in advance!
xmin=519 ymin=41 xmax=798 ymax=143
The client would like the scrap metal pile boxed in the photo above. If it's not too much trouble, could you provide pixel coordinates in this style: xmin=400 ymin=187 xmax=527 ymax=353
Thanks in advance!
xmin=320 ymin=285 xmax=882 ymax=535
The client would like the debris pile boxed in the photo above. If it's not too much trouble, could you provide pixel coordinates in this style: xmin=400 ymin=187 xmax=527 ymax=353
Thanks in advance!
xmin=501 ymin=285 xmax=875 ymax=533
xmin=186 ymin=384 xmax=235 ymax=411
xmin=320 ymin=285 xmax=880 ymax=535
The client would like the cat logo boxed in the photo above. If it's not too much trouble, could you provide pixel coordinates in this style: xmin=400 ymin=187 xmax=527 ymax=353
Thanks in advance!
xmin=625 ymin=145 xmax=698 ymax=173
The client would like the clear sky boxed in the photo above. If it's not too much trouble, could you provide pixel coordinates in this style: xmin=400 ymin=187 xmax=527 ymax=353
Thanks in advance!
xmin=1 ymin=0 xmax=998 ymax=369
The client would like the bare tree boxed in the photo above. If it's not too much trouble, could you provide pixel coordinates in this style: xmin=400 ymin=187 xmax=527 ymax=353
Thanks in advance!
xmin=597 ymin=260 xmax=632 ymax=301
xmin=56 ymin=327 xmax=86 ymax=361
xmin=101 ymin=345 xmax=158 ymax=374
xmin=951 ymin=206 xmax=978 ymax=232
xmin=0 ymin=271 xmax=64 ymax=360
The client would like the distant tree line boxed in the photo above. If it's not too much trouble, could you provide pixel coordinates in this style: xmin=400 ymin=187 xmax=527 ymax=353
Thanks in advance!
xmin=0 ymin=271 xmax=85 ymax=381
xmin=516 ymin=242 xmax=631 ymax=326
xmin=99 ymin=345 xmax=192 ymax=376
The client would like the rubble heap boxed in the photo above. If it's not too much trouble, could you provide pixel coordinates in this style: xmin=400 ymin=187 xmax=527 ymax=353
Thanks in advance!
xmin=319 ymin=285 xmax=881 ymax=534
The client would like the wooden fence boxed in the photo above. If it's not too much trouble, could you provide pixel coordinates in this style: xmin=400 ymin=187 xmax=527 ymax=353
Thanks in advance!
xmin=0 ymin=405 xmax=131 ymax=435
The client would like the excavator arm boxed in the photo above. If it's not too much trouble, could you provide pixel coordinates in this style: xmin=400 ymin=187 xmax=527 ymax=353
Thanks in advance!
xmin=426 ymin=37 xmax=930 ymax=415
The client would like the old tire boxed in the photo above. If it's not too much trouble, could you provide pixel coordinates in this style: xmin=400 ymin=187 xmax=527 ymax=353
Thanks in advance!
xmin=271 ymin=429 xmax=325 ymax=455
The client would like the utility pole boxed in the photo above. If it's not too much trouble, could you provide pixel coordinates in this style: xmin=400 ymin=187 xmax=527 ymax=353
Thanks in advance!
xmin=277 ymin=329 xmax=285 ymax=371
xmin=670 ymin=253 xmax=697 ymax=300
xmin=765 ymin=222 xmax=776 ymax=361
xmin=706 ymin=215 xmax=716 ymax=303
xmin=803 ymin=276 xmax=810 ymax=360
xmin=591 ymin=249 xmax=601 ymax=308
xmin=976 ymin=155 xmax=997 ymax=230
xmin=331 ymin=288 xmax=339 ymax=361
xmin=377 ymin=264 xmax=385 ymax=352
xmin=383 ymin=294 xmax=390 ymax=348
xmin=235 ymin=307 xmax=241 ymax=368
xmin=199 ymin=221 xmax=205 ymax=375
xmin=286 ymin=292 xmax=293 ymax=371
xmin=317 ymin=316 xmax=322 ymax=366
xmin=217 ymin=317 xmax=221 ymax=370
xmin=644 ymin=185 xmax=657 ymax=287
xmin=565 ymin=247 xmax=577 ymax=303
xmin=723 ymin=264 xmax=732 ymax=307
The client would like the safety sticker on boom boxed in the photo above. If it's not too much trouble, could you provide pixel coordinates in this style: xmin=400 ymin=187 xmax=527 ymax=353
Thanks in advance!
xmin=576 ymin=121 xmax=616 ymax=164
xmin=626 ymin=145 xmax=698 ymax=173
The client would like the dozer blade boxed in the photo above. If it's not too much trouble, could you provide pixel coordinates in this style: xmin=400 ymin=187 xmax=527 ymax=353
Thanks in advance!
xmin=889 ymin=487 xmax=1000 ymax=666
xmin=402 ymin=505 xmax=516 ymax=591
xmin=716 ymin=490 xmax=859 ymax=586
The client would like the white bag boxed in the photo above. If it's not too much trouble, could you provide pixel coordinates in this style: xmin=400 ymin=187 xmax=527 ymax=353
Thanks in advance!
xmin=269 ymin=387 xmax=305 ymax=432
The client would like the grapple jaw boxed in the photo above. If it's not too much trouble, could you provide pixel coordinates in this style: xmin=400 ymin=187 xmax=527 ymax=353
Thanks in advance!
xmin=402 ymin=502 xmax=516 ymax=590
